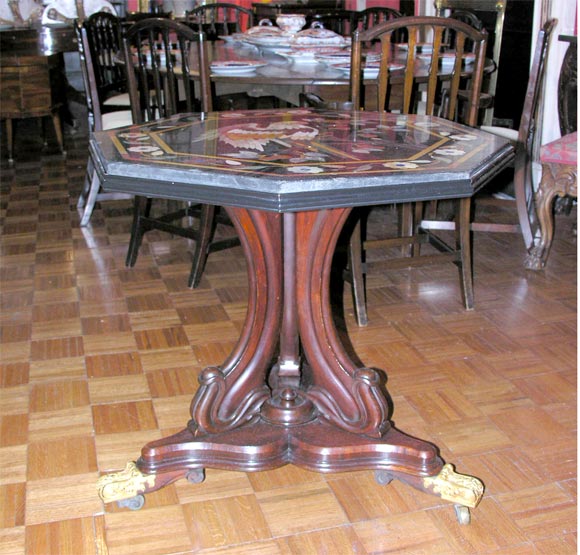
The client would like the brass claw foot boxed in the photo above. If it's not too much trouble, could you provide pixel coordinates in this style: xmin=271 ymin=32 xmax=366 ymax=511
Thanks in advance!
xmin=423 ymin=463 xmax=484 ymax=509
xmin=96 ymin=461 xmax=156 ymax=504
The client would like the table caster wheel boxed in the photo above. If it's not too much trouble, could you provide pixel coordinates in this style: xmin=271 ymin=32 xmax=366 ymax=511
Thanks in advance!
xmin=454 ymin=504 xmax=471 ymax=525
xmin=117 ymin=494 xmax=145 ymax=511
xmin=374 ymin=470 xmax=393 ymax=485
xmin=186 ymin=468 xmax=205 ymax=484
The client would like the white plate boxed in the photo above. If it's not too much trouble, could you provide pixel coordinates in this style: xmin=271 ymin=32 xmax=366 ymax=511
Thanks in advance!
xmin=276 ymin=52 xmax=318 ymax=64
xmin=332 ymin=62 xmax=403 ymax=78
xmin=315 ymin=52 xmax=351 ymax=65
xmin=210 ymin=61 xmax=267 ymax=75
xmin=396 ymin=43 xmax=433 ymax=53
xmin=276 ymin=49 xmax=340 ymax=64
xmin=364 ymin=52 xmax=382 ymax=63
xmin=243 ymin=35 xmax=292 ymax=48
xmin=42 ymin=21 xmax=71 ymax=27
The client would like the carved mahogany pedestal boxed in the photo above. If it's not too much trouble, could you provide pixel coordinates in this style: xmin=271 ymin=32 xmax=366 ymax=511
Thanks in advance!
xmin=91 ymin=108 xmax=515 ymax=525
xmin=97 ymin=207 xmax=483 ymax=522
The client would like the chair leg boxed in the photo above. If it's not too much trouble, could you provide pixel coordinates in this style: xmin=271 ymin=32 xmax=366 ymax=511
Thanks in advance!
xmin=126 ymin=196 xmax=149 ymax=267
xmin=527 ymin=185 xmax=559 ymax=269
xmin=457 ymin=198 xmax=474 ymax=310
xmin=412 ymin=201 xmax=424 ymax=256
xmin=513 ymin=151 xmax=536 ymax=251
xmin=188 ymin=204 xmax=216 ymax=288
xmin=77 ymin=157 xmax=93 ymax=209
xmin=5 ymin=119 xmax=14 ymax=165
xmin=50 ymin=111 xmax=66 ymax=156
xmin=79 ymin=164 xmax=101 ymax=226
xmin=347 ymin=219 xmax=368 ymax=326
xmin=398 ymin=203 xmax=414 ymax=257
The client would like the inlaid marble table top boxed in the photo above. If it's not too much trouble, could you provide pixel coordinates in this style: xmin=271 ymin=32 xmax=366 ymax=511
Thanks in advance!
xmin=91 ymin=108 xmax=514 ymax=211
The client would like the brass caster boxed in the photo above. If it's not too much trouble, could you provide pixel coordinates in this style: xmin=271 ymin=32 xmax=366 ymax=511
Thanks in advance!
xmin=423 ymin=463 xmax=484 ymax=509
xmin=375 ymin=470 xmax=394 ymax=485
xmin=454 ymin=504 xmax=471 ymax=525
xmin=96 ymin=461 xmax=156 ymax=505
xmin=186 ymin=468 xmax=205 ymax=484
xmin=117 ymin=494 xmax=145 ymax=511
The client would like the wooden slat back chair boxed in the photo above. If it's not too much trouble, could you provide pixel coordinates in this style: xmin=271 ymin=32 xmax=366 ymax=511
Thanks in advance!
xmin=185 ymin=2 xmax=282 ymax=109
xmin=122 ymin=18 xmax=240 ymax=288
xmin=357 ymin=6 xmax=404 ymax=31
xmin=444 ymin=9 xmax=484 ymax=51
xmin=435 ymin=0 xmax=507 ymax=126
xmin=347 ymin=16 xmax=488 ymax=325
xmin=76 ymin=16 xmax=133 ymax=227
xmin=476 ymin=18 xmax=558 ymax=252
xmin=83 ymin=11 xmax=130 ymax=114
xmin=308 ymin=10 xmax=358 ymax=36
xmin=186 ymin=3 xmax=254 ymax=40
xmin=123 ymin=18 xmax=211 ymax=123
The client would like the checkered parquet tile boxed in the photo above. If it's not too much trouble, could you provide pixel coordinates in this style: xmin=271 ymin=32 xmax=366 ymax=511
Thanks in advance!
xmin=0 ymin=118 xmax=577 ymax=555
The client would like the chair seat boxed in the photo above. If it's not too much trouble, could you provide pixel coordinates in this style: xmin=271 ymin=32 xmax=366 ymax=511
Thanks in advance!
xmin=102 ymin=110 xmax=133 ymax=130
xmin=540 ymin=131 xmax=577 ymax=165
xmin=103 ymin=92 xmax=131 ymax=107
xmin=480 ymin=125 xmax=518 ymax=142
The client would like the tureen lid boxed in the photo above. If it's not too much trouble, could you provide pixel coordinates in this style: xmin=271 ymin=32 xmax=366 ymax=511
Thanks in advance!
xmin=291 ymin=22 xmax=347 ymax=45
xmin=245 ymin=19 xmax=283 ymax=36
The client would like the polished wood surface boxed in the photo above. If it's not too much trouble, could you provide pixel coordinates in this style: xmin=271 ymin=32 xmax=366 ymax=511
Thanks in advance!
xmin=0 ymin=53 xmax=65 ymax=164
xmin=0 ymin=24 xmax=77 ymax=57
xmin=0 ymin=120 xmax=576 ymax=553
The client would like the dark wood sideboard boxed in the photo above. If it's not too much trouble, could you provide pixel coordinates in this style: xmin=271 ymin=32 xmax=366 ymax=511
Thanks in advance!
xmin=0 ymin=25 xmax=78 ymax=163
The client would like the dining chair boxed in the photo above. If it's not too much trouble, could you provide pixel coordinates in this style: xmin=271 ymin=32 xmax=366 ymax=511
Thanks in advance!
xmin=308 ymin=10 xmax=358 ymax=36
xmin=346 ymin=16 xmax=488 ymax=325
xmin=122 ymin=17 xmax=240 ymax=288
xmin=83 ymin=11 xmax=130 ymax=113
xmin=185 ymin=2 xmax=284 ymax=110
xmin=348 ymin=18 xmax=558 ymax=324
xmin=434 ymin=0 xmax=507 ymax=126
xmin=356 ymin=6 xmax=404 ymax=31
xmin=185 ymin=2 xmax=254 ymax=40
xmin=473 ymin=18 xmax=558 ymax=253
xmin=75 ymin=15 xmax=133 ymax=227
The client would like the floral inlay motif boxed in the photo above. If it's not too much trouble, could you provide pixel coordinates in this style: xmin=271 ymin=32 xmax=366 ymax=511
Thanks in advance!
xmin=219 ymin=122 xmax=319 ymax=152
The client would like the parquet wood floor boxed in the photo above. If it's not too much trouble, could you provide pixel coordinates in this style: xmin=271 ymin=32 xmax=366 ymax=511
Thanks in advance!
xmin=0 ymin=119 xmax=576 ymax=555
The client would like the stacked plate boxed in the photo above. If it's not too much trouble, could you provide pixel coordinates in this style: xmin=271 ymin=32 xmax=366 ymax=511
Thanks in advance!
xmin=331 ymin=62 xmax=404 ymax=79
xmin=210 ymin=60 xmax=267 ymax=75
xmin=276 ymin=47 xmax=347 ymax=65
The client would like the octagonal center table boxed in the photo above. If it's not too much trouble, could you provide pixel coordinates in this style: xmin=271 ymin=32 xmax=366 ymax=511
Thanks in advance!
xmin=92 ymin=108 xmax=514 ymax=523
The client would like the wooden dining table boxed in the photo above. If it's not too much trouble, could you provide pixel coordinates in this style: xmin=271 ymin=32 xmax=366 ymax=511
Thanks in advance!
xmin=192 ymin=39 xmax=487 ymax=107
xmin=91 ymin=107 xmax=514 ymax=524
